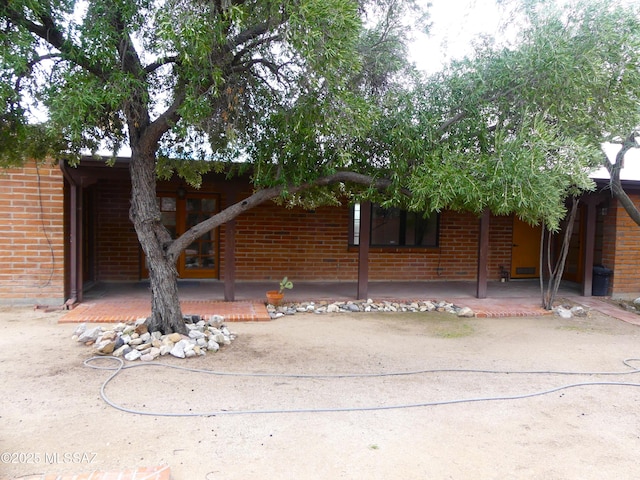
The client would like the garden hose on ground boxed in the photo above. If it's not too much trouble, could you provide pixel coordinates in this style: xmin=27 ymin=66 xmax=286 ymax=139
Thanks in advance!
xmin=84 ymin=356 xmax=640 ymax=417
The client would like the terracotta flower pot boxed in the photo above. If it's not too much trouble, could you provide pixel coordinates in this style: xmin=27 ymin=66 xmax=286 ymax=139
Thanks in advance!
xmin=266 ymin=290 xmax=285 ymax=306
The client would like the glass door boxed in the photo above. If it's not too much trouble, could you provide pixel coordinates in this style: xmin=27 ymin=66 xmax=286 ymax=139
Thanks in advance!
xmin=181 ymin=196 xmax=218 ymax=277
xmin=140 ymin=193 xmax=219 ymax=279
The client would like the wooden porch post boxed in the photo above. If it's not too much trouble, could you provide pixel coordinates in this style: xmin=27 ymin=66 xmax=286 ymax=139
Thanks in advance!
xmin=60 ymin=161 xmax=80 ymax=304
xmin=357 ymin=201 xmax=371 ymax=300
xmin=476 ymin=209 xmax=490 ymax=299
xmin=76 ymin=182 xmax=84 ymax=303
xmin=224 ymin=190 xmax=236 ymax=302
xmin=581 ymin=200 xmax=597 ymax=296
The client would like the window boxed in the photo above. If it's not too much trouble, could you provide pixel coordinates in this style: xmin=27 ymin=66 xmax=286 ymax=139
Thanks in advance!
xmin=350 ymin=203 xmax=439 ymax=247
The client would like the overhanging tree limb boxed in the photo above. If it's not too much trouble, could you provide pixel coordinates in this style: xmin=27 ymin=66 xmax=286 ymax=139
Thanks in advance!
xmin=604 ymin=131 xmax=640 ymax=226
xmin=167 ymin=171 xmax=398 ymax=257
xmin=4 ymin=5 xmax=109 ymax=80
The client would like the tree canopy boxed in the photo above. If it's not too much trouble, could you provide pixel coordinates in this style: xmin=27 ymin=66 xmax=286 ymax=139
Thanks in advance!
xmin=2 ymin=0 xmax=640 ymax=329
xmin=353 ymin=0 xmax=640 ymax=230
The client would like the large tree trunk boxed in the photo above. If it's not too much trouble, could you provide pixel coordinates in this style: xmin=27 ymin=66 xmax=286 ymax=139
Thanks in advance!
xmin=540 ymin=197 xmax=579 ymax=310
xmin=129 ymin=150 xmax=186 ymax=334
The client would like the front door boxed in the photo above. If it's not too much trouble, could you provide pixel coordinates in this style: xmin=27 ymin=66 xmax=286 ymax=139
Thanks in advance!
xmin=511 ymin=217 xmax=542 ymax=279
xmin=141 ymin=193 xmax=219 ymax=279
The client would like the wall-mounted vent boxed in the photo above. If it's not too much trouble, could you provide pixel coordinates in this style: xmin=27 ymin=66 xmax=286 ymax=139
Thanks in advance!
xmin=516 ymin=267 xmax=536 ymax=275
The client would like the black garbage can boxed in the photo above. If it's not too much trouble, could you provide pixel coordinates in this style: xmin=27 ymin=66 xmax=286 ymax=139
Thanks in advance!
xmin=592 ymin=266 xmax=613 ymax=296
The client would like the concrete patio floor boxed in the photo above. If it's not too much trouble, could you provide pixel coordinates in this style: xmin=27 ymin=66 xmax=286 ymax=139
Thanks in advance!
xmin=80 ymin=278 xmax=582 ymax=302
xmin=55 ymin=278 xmax=638 ymax=325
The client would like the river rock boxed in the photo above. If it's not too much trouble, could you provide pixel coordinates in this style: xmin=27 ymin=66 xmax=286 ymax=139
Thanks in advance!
xmin=96 ymin=340 xmax=116 ymax=354
xmin=188 ymin=330 xmax=205 ymax=340
xmin=124 ymin=349 xmax=142 ymax=361
xmin=112 ymin=345 xmax=128 ymax=357
xmin=570 ymin=306 xmax=588 ymax=317
xmin=555 ymin=306 xmax=572 ymax=318
xmin=346 ymin=303 xmax=360 ymax=312
xmin=170 ymin=340 xmax=187 ymax=358
xmin=167 ymin=332 xmax=183 ymax=343
xmin=457 ymin=307 xmax=475 ymax=318
xmin=134 ymin=323 xmax=148 ymax=335
xmin=101 ymin=330 xmax=118 ymax=341
xmin=77 ymin=326 xmax=102 ymax=343
xmin=159 ymin=344 xmax=172 ymax=356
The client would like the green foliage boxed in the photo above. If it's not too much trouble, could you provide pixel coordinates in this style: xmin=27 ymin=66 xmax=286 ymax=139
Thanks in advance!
xmin=278 ymin=276 xmax=293 ymax=294
xmin=2 ymin=0 xmax=639 ymax=233
xmin=354 ymin=0 xmax=640 ymax=230
xmin=1 ymin=0 xmax=381 ymax=174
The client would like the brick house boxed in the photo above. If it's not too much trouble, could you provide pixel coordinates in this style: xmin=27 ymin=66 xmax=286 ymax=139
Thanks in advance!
xmin=0 ymin=156 xmax=637 ymax=305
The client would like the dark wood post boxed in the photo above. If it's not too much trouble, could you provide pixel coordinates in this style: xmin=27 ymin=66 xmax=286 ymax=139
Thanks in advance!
xmin=60 ymin=161 xmax=80 ymax=304
xmin=223 ymin=189 xmax=237 ymax=302
xmin=582 ymin=200 xmax=596 ymax=296
xmin=476 ymin=209 xmax=490 ymax=299
xmin=357 ymin=201 xmax=371 ymax=300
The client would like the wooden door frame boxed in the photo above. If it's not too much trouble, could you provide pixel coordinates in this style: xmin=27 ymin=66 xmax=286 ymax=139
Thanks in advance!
xmin=510 ymin=217 xmax=542 ymax=279
xmin=178 ymin=192 xmax=220 ymax=279
xmin=139 ymin=191 xmax=220 ymax=279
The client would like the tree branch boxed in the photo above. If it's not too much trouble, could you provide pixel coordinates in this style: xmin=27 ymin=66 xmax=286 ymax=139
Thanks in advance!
xmin=144 ymin=55 xmax=180 ymax=74
xmin=232 ymin=57 xmax=280 ymax=76
xmin=232 ymin=33 xmax=283 ymax=64
xmin=4 ymin=5 xmax=108 ymax=79
xmin=228 ymin=18 xmax=282 ymax=51
xmin=167 ymin=171 xmax=398 ymax=256
xmin=605 ymin=131 xmax=640 ymax=226
xmin=143 ymin=89 xmax=186 ymax=149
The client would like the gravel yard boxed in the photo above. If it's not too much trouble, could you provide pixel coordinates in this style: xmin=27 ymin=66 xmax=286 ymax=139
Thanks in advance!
xmin=2 ymin=306 xmax=640 ymax=479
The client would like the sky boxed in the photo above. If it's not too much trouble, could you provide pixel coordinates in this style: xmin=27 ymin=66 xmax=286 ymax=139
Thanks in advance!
xmin=409 ymin=0 xmax=640 ymax=181
xmin=409 ymin=0 xmax=507 ymax=74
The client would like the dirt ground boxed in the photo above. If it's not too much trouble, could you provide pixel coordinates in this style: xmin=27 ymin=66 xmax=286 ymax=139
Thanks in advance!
xmin=2 ymin=306 xmax=640 ymax=480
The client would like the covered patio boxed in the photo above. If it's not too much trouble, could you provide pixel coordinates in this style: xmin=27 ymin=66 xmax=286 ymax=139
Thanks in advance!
xmin=59 ymin=279 xmax=587 ymax=323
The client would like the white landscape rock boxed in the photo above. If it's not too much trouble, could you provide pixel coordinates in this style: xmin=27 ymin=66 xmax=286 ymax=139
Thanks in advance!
xmin=457 ymin=307 xmax=475 ymax=318
xmin=124 ymin=349 xmax=142 ymax=361
xmin=170 ymin=340 xmax=188 ymax=358
xmin=77 ymin=326 xmax=102 ymax=343
xmin=74 ymin=315 xmax=236 ymax=361
xmin=554 ymin=306 xmax=573 ymax=319
xmin=267 ymin=298 xmax=480 ymax=319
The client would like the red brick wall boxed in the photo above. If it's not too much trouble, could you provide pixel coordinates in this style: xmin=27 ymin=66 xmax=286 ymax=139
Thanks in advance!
xmin=90 ymin=176 xmax=516 ymax=284
xmin=232 ymin=203 xmax=513 ymax=282
xmin=7 ymin=162 xmax=638 ymax=301
xmin=606 ymin=194 xmax=640 ymax=298
xmin=233 ymin=202 xmax=357 ymax=281
xmin=0 ymin=160 xmax=65 ymax=303
xmin=94 ymin=178 xmax=141 ymax=281
xmin=489 ymin=215 xmax=514 ymax=279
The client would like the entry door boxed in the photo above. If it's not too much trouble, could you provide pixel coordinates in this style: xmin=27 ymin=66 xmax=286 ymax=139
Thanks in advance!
xmin=142 ymin=193 xmax=219 ymax=279
xmin=511 ymin=217 xmax=542 ymax=279
xmin=180 ymin=195 xmax=219 ymax=278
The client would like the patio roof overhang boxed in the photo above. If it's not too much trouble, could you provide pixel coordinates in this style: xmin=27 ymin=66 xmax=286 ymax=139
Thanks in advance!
xmin=59 ymin=157 xmax=606 ymax=306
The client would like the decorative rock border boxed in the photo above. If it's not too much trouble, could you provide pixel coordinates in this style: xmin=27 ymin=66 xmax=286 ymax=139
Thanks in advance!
xmin=269 ymin=299 xmax=590 ymax=320
xmin=553 ymin=305 xmax=589 ymax=319
xmin=72 ymin=301 xmax=590 ymax=361
xmin=73 ymin=315 xmax=235 ymax=361
xmin=267 ymin=299 xmax=475 ymax=319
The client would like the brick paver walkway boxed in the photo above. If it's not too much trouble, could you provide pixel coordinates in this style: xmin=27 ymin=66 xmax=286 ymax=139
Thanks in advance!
xmin=58 ymin=293 xmax=640 ymax=325
xmin=59 ymin=299 xmax=270 ymax=323
xmin=18 ymin=465 xmax=171 ymax=480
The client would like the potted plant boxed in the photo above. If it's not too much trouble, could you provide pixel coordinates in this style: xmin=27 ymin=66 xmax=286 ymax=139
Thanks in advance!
xmin=266 ymin=277 xmax=293 ymax=306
